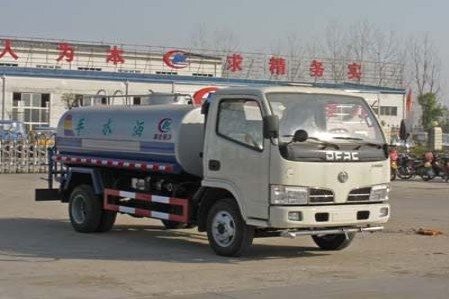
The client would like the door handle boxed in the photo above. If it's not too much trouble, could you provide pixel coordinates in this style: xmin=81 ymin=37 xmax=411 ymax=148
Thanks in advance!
xmin=208 ymin=160 xmax=221 ymax=171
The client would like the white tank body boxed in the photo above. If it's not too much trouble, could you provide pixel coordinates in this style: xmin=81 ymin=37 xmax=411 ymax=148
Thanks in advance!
xmin=56 ymin=105 xmax=205 ymax=177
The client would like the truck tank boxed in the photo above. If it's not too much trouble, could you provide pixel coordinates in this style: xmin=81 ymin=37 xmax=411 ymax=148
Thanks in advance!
xmin=56 ymin=105 xmax=205 ymax=177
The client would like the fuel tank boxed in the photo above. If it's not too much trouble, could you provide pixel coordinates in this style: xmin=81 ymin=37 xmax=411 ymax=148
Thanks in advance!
xmin=56 ymin=105 xmax=204 ymax=176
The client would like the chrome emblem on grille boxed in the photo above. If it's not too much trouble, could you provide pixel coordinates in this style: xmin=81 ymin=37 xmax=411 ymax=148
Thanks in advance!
xmin=338 ymin=171 xmax=349 ymax=183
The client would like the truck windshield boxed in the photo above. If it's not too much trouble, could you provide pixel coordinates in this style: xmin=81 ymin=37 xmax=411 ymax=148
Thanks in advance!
xmin=266 ymin=93 xmax=385 ymax=145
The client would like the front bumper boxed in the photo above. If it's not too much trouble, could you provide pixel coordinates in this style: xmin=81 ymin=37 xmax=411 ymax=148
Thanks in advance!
xmin=269 ymin=203 xmax=390 ymax=228
xmin=281 ymin=226 xmax=384 ymax=238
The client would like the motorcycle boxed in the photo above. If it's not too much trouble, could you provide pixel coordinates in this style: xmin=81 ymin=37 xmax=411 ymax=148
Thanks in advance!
xmin=396 ymin=153 xmax=415 ymax=180
xmin=433 ymin=153 xmax=449 ymax=181
xmin=415 ymin=152 xmax=447 ymax=181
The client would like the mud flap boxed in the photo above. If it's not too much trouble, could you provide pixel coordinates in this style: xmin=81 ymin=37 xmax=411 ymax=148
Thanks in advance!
xmin=35 ymin=189 xmax=61 ymax=201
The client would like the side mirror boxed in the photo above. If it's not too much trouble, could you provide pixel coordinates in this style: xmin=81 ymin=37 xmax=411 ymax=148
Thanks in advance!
xmin=293 ymin=129 xmax=308 ymax=142
xmin=201 ymin=100 xmax=210 ymax=115
xmin=263 ymin=115 xmax=279 ymax=139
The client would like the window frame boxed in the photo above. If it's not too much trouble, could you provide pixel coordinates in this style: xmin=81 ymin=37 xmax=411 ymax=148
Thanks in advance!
xmin=379 ymin=106 xmax=398 ymax=116
xmin=216 ymin=98 xmax=265 ymax=152
xmin=11 ymin=92 xmax=50 ymax=131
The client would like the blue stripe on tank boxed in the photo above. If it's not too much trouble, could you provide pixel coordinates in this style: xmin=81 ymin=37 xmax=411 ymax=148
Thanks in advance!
xmin=140 ymin=141 xmax=175 ymax=154
xmin=57 ymin=138 xmax=175 ymax=154
xmin=59 ymin=149 xmax=178 ymax=163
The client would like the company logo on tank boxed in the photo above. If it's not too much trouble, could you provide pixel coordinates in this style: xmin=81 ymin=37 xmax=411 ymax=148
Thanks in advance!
xmin=63 ymin=114 xmax=75 ymax=136
xmin=154 ymin=118 xmax=172 ymax=140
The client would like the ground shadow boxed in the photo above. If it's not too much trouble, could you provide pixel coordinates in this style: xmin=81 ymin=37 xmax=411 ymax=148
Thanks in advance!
xmin=0 ymin=218 xmax=327 ymax=264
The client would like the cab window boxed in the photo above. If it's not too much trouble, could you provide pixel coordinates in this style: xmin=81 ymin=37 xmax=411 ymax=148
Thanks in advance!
xmin=217 ymin=99 xmax=263 ymax=151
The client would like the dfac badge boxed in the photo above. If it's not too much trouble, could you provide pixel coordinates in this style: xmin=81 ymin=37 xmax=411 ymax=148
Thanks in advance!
xmin=338 ymin=171 xmax=349 ymax=183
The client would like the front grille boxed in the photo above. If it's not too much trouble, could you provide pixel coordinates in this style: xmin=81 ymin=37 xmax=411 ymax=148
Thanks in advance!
xmin=309 ymin=188 xmax=334 ymax=203
xmin=347 ymin=187 xmax=372 ymax=202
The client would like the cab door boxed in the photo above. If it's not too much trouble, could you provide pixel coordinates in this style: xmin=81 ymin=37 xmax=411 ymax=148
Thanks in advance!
xmin=203 ymin=97 xmax=270 ymax=220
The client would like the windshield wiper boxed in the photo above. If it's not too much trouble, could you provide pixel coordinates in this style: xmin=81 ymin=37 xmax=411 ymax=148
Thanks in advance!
xmin=282 ymin=130 xmax=340 ymax=149
xmin=332 ymin=136 xmax=383 ymax=149
xmin=282 ymin=135 xmax=340 ymax=149
xmin=307 ymin=137 xmax=340 ymax=149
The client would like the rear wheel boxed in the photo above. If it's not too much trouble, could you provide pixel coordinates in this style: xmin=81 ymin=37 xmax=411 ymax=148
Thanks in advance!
xmin=69 ymin=185 xmax=102 ymax=233
xmin=206 ymin=198 xmax=254 ymax=257
xmin=312 ymin=233 xmax=355 ymax=250
xmin=96 ymin=210 xmax=117 ymax=232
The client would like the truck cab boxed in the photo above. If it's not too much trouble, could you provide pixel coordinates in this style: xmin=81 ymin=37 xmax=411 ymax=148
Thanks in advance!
xmin=200 ymin=87 xmax=390 ymax=254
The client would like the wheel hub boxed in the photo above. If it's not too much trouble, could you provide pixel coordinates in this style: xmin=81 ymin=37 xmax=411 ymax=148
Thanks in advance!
xmin=212 ymin=211 xmax=236 ymax=247
xmin=217 ymin=223 xmax=226 ymax=234
xmin=72 ymin=194 xmax=87 ymax=224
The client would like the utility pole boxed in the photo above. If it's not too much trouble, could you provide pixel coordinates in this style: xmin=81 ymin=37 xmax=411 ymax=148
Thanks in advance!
xmin=125 ymin=80 xmax=129 ymax=105
xmin=1 ymin=74 xmax=6 ymax=120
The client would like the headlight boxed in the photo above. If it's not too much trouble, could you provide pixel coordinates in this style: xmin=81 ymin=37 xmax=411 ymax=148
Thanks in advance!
xmin=271 ymin=185 xmax=308 ymax=205
xmin=369 ymin=184 xmax=389 ymax=201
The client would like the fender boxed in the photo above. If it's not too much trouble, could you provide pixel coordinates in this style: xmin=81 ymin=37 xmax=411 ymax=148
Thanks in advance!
xmin=196 ymin=181 xmax=269 ymax=232
xmin=64 ymin=167 xmax=104 ymax=195
xmin=201 ymin=178 xmax=248 ymax=220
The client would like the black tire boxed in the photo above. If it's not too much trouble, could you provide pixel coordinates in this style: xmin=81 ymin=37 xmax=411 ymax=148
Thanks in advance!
xmin=312 ymin=233 xmax=355 ymax=251
xmin=68 ymin=185 xmax=102 ymax=233
xmin=206 ymin=198 xmax=254 ymax=257
xmin=397 ymin=166 xmax=414 ymax=180
xmin=96 ymin=210 xmax=117 ymax=232
xmin=421 ymin=174 xmax=433 ymax=181
xmin=420 ymin=168 xmax=435 ymax=181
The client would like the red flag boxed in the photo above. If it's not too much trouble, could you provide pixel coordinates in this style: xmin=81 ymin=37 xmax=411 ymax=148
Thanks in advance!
xmin=406 ymin=89 xmax=413 ymax=116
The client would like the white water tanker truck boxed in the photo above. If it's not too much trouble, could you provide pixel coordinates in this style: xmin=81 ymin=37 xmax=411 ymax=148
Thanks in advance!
xmin=36 ymin=86 xmax=391 ymax=256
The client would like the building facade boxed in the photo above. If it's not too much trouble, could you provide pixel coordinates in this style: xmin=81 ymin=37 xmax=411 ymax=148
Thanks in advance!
xmin=0 ymin=37 xmax=405 ymax=131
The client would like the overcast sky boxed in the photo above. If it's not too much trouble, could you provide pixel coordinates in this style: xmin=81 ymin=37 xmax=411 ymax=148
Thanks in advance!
xmin=0 ymin=0 xmax=448 ymax=104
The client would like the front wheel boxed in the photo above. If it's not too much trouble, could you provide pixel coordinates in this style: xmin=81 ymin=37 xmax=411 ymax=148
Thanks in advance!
xmin=312 ymin=233 xmax=355 ymax=250
xmin=206 ymin=198 xmax=254 ymax=257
